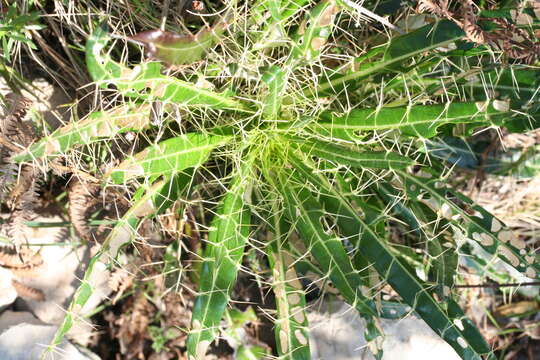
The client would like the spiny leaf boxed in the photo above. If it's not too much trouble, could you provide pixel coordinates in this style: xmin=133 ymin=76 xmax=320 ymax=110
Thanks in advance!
xmin=187 ymin=165 xmax=252 ymax=359
xmin=277 ymin=168 xmax=377 ymax=317
xmin=261 ymin=65 xmax=287 ymax=119
xmin=317 ymin=101 xmax=506 ymax=138
xmin=377 ymin=182 xmax=458 ymax=300
xmin=47 ymin=173 xmax=193 ymax=355
xmin=312 ymin=20 xmax=465 ymax=96
xmin=291 ymin=0 xmax=339 ymax=61
xmin=397 ymin=169 xmax=540 ymax=280
xmin=14 ymin=103 xmax=151 ymax=163
xmin=288 ymin=136 xmax=414 ymax=169
xmin=47 ymin=253 xmax=103 ymax=354
xmin=106 ymin=133 xmax=230 ymax=184
xmin=266 ymin=207 xmax=310 ymax=359
xmin=86 ymin=24 xmax=247 ymax=111
xmin=104 ymin=173 xmax=193 ymax=256
xmin=279 ymin=166 xmax=383 ymax=359
xmin=288 ymin=155 xmax=493 ymax=360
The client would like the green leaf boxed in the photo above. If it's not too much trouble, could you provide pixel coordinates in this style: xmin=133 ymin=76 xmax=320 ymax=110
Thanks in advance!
xmin=278 ymin=173 xmax=384 ymax=359
xmin=46 ymin=173 xmax=192 ymax=355
xmin=317 ymin=101 xmax=505 ymax=138
xmin=187 ymin=166 xmax=252 ymax=359
xmin=106 ymin=133 xmax=230 ymax=183
xmin=85 ymin=23 xmax=247 ymax=111
xmin=468 ymin=68 xmax=540 ymax=104
xmin=103 ymin=172 xmax=193 ymax=256
xmin=261 ymin=65 xmax=287 ymax=119
xmin=277 ymin=169 xmax=376 ymax=316
xmin=397 ymin=169 xmax=540 ymax=280
xmin=377 ymin=182 xmax=458 ymax=300
xmin=291 ymin=0 xmax=339 ymax=61
xmin=289 ymin=136 xmax=413 ymax=169
xmin=266 ymin=207 xmax=310 ymax=359
xmin=287 ymin=155 xmax=493 ymax=360
xmin=14 ymin=103 xmax=151 ymax=162
xmin=47 ymin=253 xmax=102 ymax=354
xmin=313 ymin=20 xmax=465 ymax=95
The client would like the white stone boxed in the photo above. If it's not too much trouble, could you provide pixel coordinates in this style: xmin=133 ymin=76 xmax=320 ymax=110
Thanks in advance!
xmin=308 ymin=299 xmax=461 ymax=360
xmin=0 ymin=322 xmax=98 ymax=360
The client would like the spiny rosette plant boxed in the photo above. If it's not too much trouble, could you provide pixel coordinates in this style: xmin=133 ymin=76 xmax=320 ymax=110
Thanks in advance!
xmin=16 ymin=1 xmax=540 ymax=359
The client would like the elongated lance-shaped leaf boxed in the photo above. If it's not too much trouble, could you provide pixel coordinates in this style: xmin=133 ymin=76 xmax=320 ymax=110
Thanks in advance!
xmin=311 ymin=20 xmax=465 ymax=96
xmin=106 ymin=133 xmax=230 ymax=184
xmin=187 ymin=166 xmax=252 ymax=359
xmin=290 ymin=0 xmax=339 ymax=61
xmin=396 ymin=169 xmax=540 ymax=279
xmin=316 ymin=101 xmax=506 ymax=139
xmin=287 ymin=135 xmax=414 ymax=169
xmin=277 ymin=167 xmax=385 ymax=358
xmin=260 ymin=1 xmax=337 ymax=112
xmin=104 ymin=171 xmax=194 ymax=257
xmin=266 ymin=204 xmax=310 ymax=359
xmin=85 ymin=24 xmax=247 ymax=111
xmin=47 ymin=177 xmax=182 ymax=349
xmin=287 ymin=155 xmax=493 ymax=360
xmin=276 ymin=169 xmax=377 ymax=316
xmin=45 ymin=174 xmax=191 ymax=355
xmin=376 ymin=182 xmax=458 ymax=300
xmin=262 ymin=65 xmax=287 ymax=120
xmin=14 ymin=103 xmax=151 ymax=163
xmin=45 ymin=250 xmax=103 ymax=356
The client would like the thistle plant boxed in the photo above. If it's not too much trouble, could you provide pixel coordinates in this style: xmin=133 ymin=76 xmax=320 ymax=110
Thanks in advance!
xmin=12 ymin=1 xmax=540 ymax=359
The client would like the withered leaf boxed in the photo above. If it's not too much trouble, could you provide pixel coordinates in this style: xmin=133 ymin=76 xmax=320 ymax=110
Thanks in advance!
xmin=129 ymin=23 xmax=227 ymax=65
